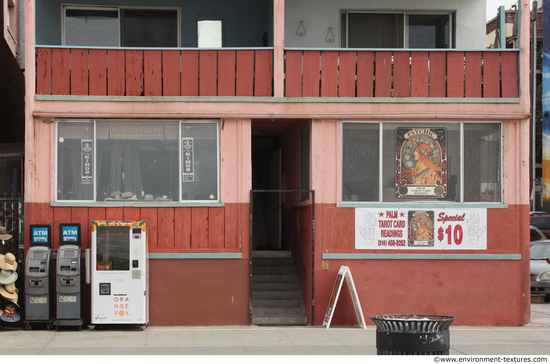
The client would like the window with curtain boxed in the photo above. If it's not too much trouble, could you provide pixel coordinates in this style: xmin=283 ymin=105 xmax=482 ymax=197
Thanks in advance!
xmin=56 ymin=120 xmax=219 ymax=203
xmin=341 ymin=122 xmax=502 ymax=203
xmin=341 ymin=11 xmax=453 ymax=49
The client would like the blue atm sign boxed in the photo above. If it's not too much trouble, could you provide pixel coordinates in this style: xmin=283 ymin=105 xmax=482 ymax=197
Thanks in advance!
xmin=61 ymin=226 xmax=79 ymax=242
xmin=32 ymin=227 xmax=49 ymax=243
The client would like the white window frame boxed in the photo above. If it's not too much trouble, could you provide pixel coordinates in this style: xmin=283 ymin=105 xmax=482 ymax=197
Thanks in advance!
xmin=340 ymin=121 xmax=503 ymax=205
xmin=62 ymin=4 xmax=181 ymax=47
xmin=341 ymin=10 xmax=454 ymax=49
xmin=55 ymin=119 xmax=220 ymax=204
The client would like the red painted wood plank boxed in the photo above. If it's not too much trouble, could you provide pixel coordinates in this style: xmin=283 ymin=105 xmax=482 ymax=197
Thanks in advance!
xmin=140 ymin=208 xmax=158 ymax=250
xmin=88 ymin=207 xmax=106 ymax=222
xmin=217 ymin=50 xmax=236 ymax=96
xmin=174 ymin=208 xmax=192 ymax=250
xmin=411 ymin=52 xmax=429 ymax=97
xmin=320 ymin=51 xmax=338 ymax=97
xmin=34 ymin=204 xmax=54 ymax=225
xmin=208 ymin=207 xmax=225 ymax=250
xmin=393 ymin=51 xmax=410 ymax=97
xmin=181 ymin=50 xmax=199 ymax=96
xmin=374 ymin=51 xmax=392 ymax=97
xmin=123 ymin=207 xmax=141 ymax=221
xmin=36 ymin=48 xmax=52 ymax=95
xmin=107 ymin=50 xmax=126 ymax=96
xmin=285 ymin=50 xmax=303 ymax=97
xmin=157 ymin=208 xmax=175 ymax=250
xmin=70 ymin=48 xmax=89 ymax=95
xmin=70 ymin=207 xmax=90 ymax=249
xmin=223 ymin=204 xmax=239 ymax=250
xmin=501 ymin=51 xmax=519 ymax=98
xmin=356 ymin=51 xmax=374 ymax=97
xmin=144 ymin=50 xmax=162 ymax=96
xmin=429 ymin=52 xmax=446 ymax=97
xmin=126 ymin=50 xmax=144 ymax=96
xmin=105 ymin=207 xmax=124 ymax=221
xmin=162 ymin=50 xmax=181 ymax=96
xmin=236 ymin=50 xmax=255 ymax=96
xmin=446 ymin=52 xmax=465 ymax=97
xmin=338 ymin=51 xmax=357 ymax=97
xmin=199 ymin=50 xmax=217 ymax=96
xmin=52 ymin=48 xmax=70 ymax=95
xmin=302 ymin=51 xmax=321 ymax=97
xmin=191 ymin=207 xmax=209 ymax=249
xmin=482 ymin=52 xmax=501 ymax=98
xmin=465 ymin=51 xmax=482 ymax=97
xmin=254 ymin=50 xmax=273 ymax=96
xmin=89 ymin=49 xmax=107 ymax=96
xmin=53 ymin=207 xmax=72 ymax=250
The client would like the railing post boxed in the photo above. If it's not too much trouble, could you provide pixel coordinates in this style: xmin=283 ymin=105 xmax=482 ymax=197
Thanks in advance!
xmin=273 ymin=0 xmax=285 ymax=97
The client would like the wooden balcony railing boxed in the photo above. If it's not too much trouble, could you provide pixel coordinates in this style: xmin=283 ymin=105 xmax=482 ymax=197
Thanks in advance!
xmin=35 ymin=47 xmax=519 ymax=99
xmin=284 ymin=49 xmax=519 ymax=98
xmin=36 ymin=47 xmax=273 ymax=97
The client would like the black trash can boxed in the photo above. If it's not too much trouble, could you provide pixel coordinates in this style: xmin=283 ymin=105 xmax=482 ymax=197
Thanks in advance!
xmin=370 ymin=314 xmax=455 ymax=355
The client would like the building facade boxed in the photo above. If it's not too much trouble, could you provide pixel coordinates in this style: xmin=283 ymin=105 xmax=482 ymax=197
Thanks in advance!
xmin=24 ymin=0 xmax=531 ymax=326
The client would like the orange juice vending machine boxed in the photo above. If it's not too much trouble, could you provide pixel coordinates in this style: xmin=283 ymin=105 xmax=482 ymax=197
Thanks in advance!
xmin=89 ymin=221 xmax=148 ymax=329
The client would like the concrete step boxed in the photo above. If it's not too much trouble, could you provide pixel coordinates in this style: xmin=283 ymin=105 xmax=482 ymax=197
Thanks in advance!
xmin=252 ymin=265 xmax=297 ymax=275
xmin=252 ymin=258 xmax=294 ymax=267
xmin=251 ymin=282 xmax=301 ymax=291
xmin=251 ymin=315 xmax=308 ymax=326
xmin=251 ymin=307 xmax=305 ymax=316
xmin=253 ymin=250 xmax=291 ymax=259
xmin=252 ymin=299 xmax=304 ymax=308
xmin=252 ymin=274 xmax=298 ymax=283
xmin=251 ymin=290 xmax=303 ymax=300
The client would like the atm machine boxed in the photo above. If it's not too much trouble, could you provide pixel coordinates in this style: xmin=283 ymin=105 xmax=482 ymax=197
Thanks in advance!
xmin=89 ymin=221 xmax=148 ymax=329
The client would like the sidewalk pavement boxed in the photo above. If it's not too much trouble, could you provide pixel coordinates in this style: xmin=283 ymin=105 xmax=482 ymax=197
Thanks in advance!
xmin=0 ymin=304 xmax=549 ymax=356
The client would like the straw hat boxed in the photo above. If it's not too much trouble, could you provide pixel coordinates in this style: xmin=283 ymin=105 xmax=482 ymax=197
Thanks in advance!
xmin=0 ymin=253 xmax=17 ymax=271
xmin=0 ymin=226 xmax=11 ymax=241
xmin=0 ymin=270 xmax=17 ymax=285
xmin=0 ymin=283 xmax=17 ymax=300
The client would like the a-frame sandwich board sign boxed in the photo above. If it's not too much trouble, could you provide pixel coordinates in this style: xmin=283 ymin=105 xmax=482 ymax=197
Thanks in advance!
xmin=322 ymin=266 xmax=366 ymax=329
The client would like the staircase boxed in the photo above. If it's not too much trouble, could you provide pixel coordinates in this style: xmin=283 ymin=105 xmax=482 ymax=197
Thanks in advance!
xmin=251 ymin=250 xmax=308 ymax=325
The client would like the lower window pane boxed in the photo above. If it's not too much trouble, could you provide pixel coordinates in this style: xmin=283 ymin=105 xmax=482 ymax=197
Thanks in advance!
xmin=463 ymin=124 xmax=501 ymax=202
xmin=96 ymin=121 xmax=179 ymax=202
xmin=57 ymin=122 xmax=94 ymax=201
xmin=181 ymin=122 xmax=219 ymax=201
xmin=342 ymin=123 xmax=379 ymax=201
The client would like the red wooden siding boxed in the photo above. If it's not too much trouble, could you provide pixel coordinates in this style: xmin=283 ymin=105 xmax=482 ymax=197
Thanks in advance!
xmin=282 ymin=50 xmax=519 ymax=98
xmin=24 ymin=203 xmax=245 ymax=253
xmin=36 ymin=48 xmax=273 ymax=97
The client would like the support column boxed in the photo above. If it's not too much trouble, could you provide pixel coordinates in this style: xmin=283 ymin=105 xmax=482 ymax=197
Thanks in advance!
xmin=273 ymin=0 xmax=285 ymax=97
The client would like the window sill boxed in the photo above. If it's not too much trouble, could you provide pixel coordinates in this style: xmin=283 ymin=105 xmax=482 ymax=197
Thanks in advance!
xmin=51 ymin=201 xmax=224 ymax=208
xmin=337 ymin=202 xmax=507 ymax=209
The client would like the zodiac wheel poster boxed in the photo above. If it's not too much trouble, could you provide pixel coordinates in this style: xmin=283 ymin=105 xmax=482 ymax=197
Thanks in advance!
xmin=395 ymin=127 xmax=447 ymax=198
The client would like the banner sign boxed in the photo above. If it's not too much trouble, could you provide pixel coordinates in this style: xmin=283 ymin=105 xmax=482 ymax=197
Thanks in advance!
xmin=355 ymin=208 xmax=487 ymax=250
xmin=323 ymin=266 xmax=366 ymax=329
xmin=396 ymin=127 xmax=447 ymax=198
xmin=81 ymin=139 xmax=93 ymax=185
xmin=182 ymin=138 xmax=195 ymax=182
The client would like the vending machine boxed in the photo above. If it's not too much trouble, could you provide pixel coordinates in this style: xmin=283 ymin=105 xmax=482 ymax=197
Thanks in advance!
xmin=90 ymin=221 xmax=148 ymax=328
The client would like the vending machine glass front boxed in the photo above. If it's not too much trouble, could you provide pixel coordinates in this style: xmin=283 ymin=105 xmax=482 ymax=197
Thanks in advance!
xmin=96 ymin=226 xmax=129 ymax=271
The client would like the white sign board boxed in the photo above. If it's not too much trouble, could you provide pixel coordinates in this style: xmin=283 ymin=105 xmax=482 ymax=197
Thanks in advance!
xmin=355 ymin=208 xmax=487 ymax=250
xmin=323 ymin=266 xmax=366 ymax=329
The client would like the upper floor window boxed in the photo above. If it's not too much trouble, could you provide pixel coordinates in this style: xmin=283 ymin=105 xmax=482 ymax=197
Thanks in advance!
xmin=56 ymin=120 xmax=219 ymax=203
xmin=341 ymin=11 xmax=454 ymax=49
xmin=63 ymin=6 xmax=179 ymax=47
xmin=341 ymin=122 xmax=501 ymax=204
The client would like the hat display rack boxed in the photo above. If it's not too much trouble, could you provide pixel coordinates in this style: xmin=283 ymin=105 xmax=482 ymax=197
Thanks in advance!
xmin=0 ymin=226 xmax=21 ymax=329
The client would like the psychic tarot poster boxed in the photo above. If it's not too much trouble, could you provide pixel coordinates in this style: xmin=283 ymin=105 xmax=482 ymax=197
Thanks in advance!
xmin=408 ymin=210 xmax=434 ymax=247
xmin=395 ymin=127 xmax=447 ymax=198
